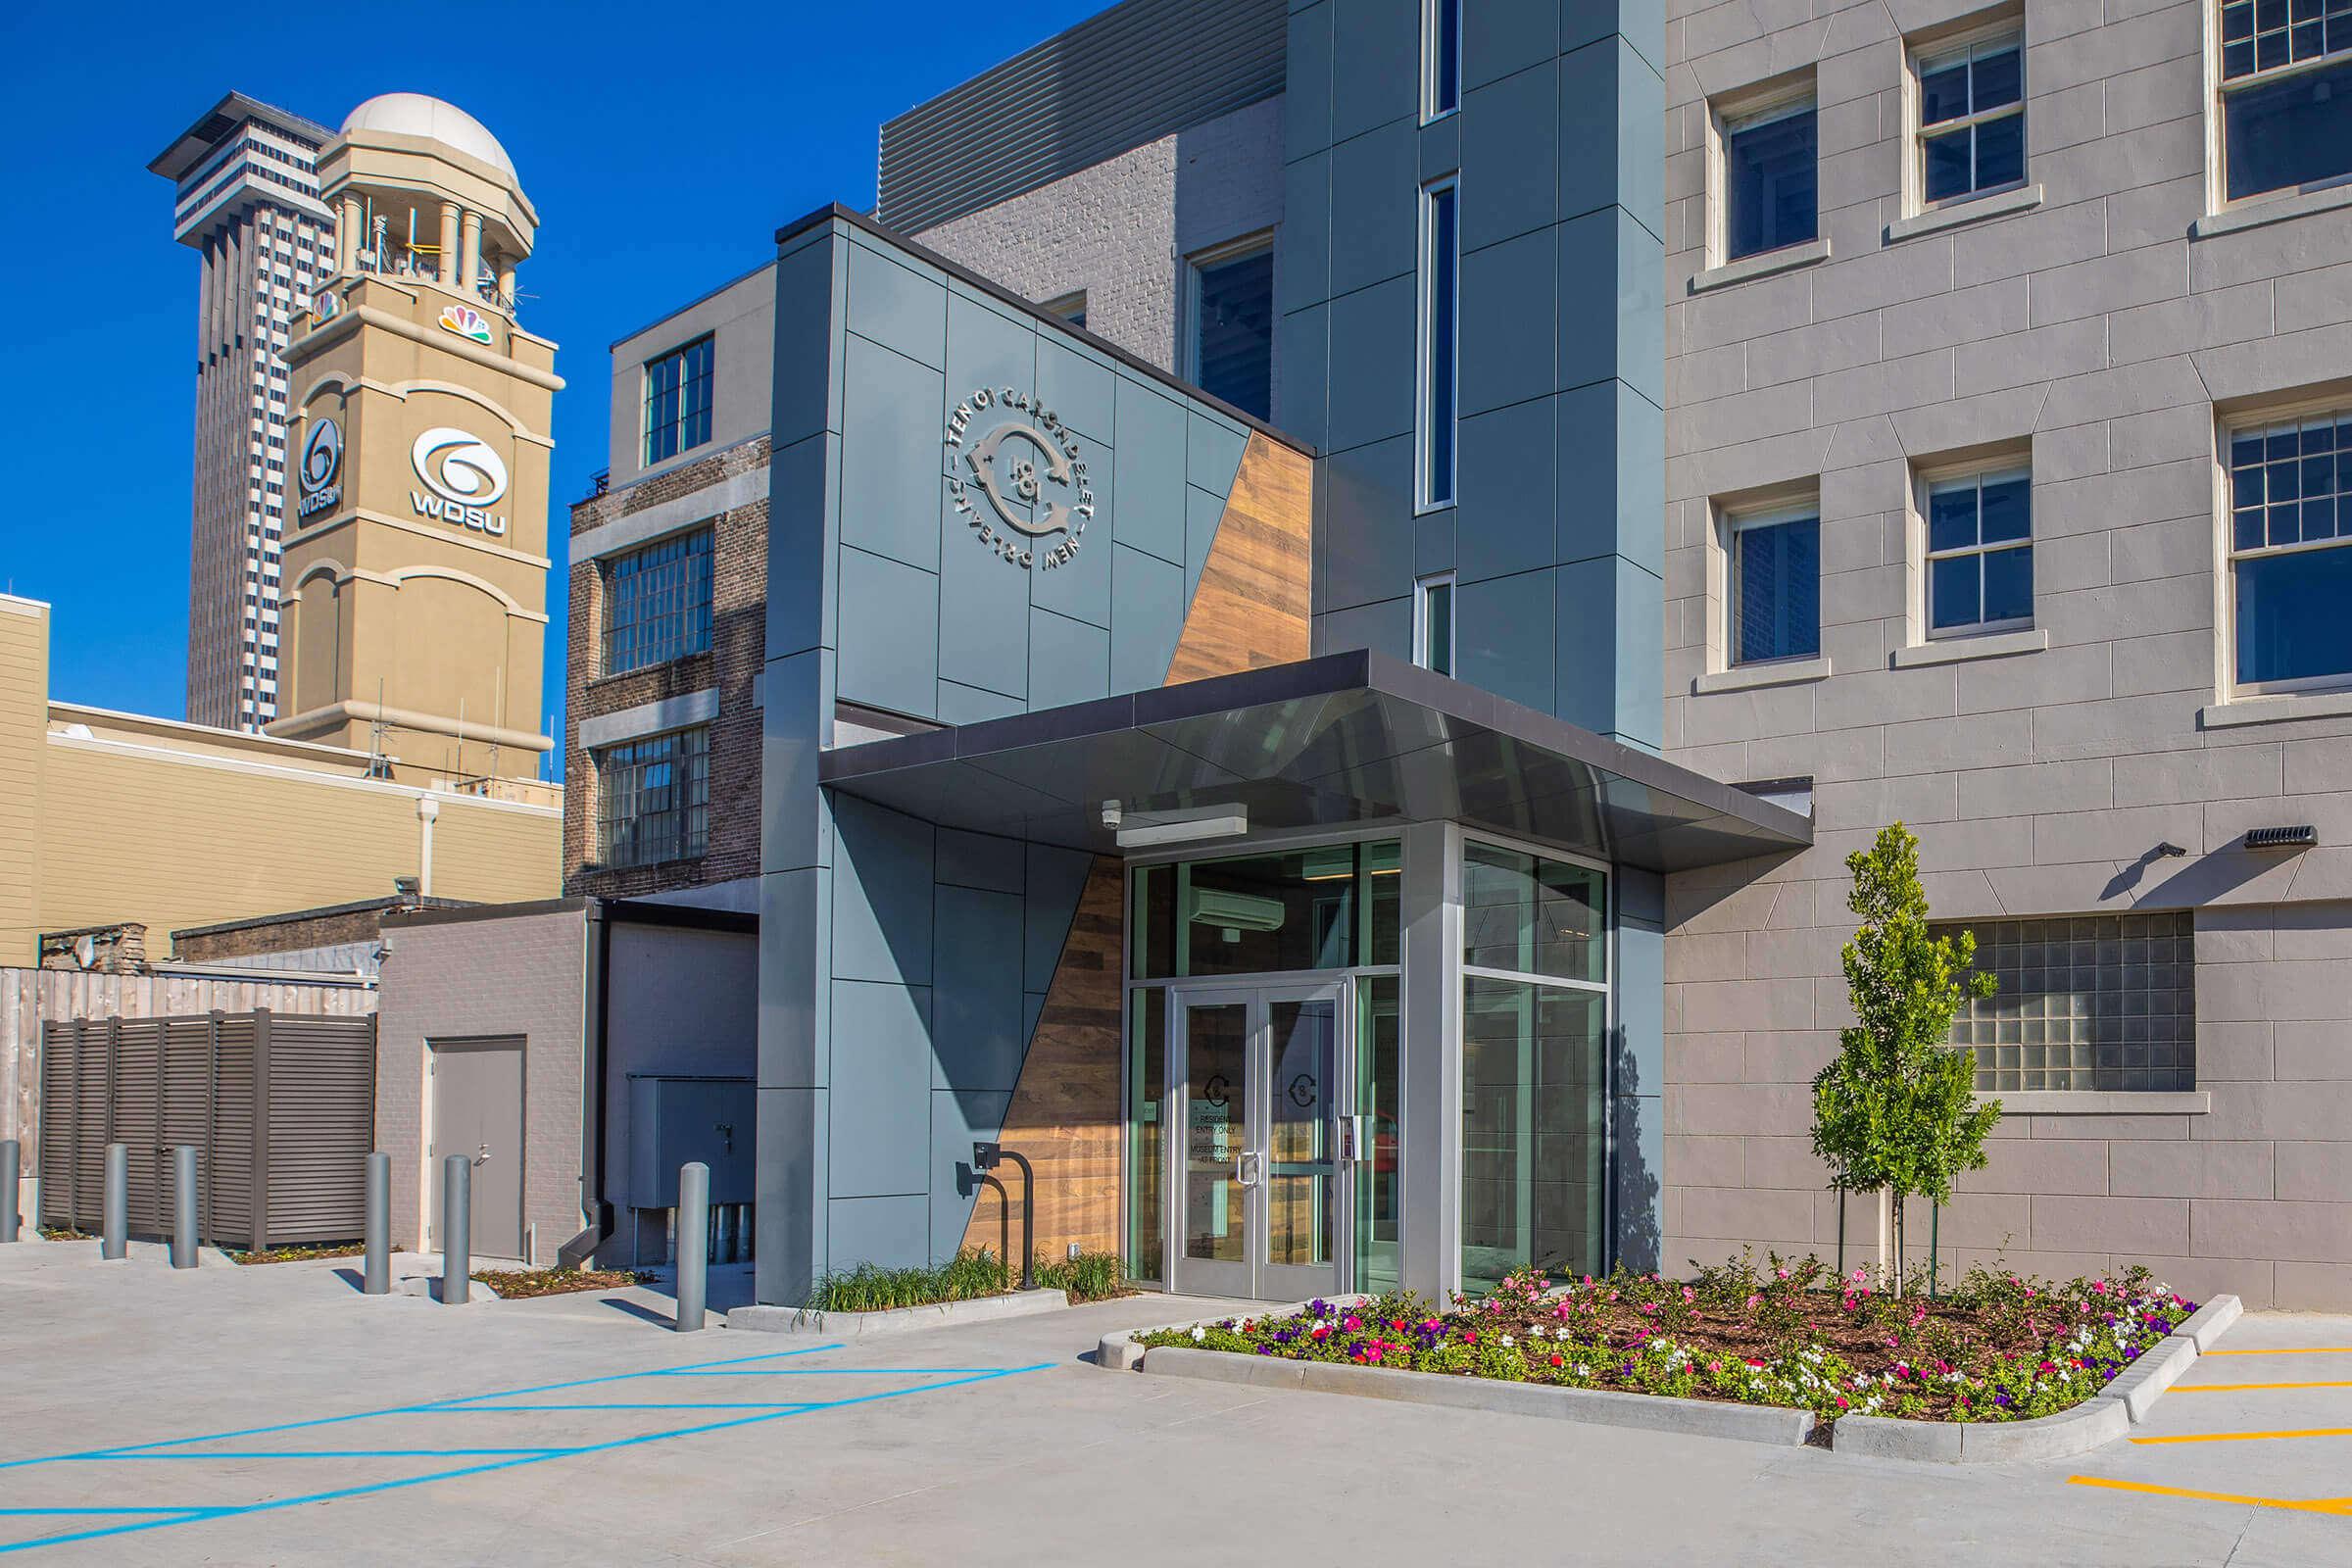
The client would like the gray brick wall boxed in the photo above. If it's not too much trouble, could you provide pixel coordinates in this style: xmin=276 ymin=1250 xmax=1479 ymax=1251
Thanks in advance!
xmin=373 ymin=906 xmax=588 ymax=1265
xmin=1661 ymin=0 xmax=2352 ymax=1308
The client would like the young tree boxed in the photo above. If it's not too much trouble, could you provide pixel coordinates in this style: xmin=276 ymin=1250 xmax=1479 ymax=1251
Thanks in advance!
xmin=1810 ymin=822 xmax=2001 ymax=1294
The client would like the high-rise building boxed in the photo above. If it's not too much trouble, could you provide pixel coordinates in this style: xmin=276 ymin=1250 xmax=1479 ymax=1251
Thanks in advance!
xmin=149 ymin=93 xmax=336 ymax=732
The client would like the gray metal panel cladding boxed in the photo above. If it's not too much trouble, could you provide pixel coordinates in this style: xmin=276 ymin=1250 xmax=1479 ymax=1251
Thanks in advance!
xmin=876 ymin=0 xmax=1286 ymax=232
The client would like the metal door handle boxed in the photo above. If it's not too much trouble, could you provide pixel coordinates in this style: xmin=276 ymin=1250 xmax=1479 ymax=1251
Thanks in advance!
xmin=1234 ymin=1151 xmax=1261 ymax=1188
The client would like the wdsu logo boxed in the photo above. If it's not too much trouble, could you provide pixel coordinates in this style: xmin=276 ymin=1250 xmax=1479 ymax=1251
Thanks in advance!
xmin=410 ymin=427 xmax=509 ymax=537
xmin=296 ymin=416 xmax=343 ymax=520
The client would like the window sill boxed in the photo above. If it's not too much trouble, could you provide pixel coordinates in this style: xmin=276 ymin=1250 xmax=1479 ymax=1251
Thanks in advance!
xmin=2193 ymin=178 xmax=2352 ymax=239
xmin=2201 ymin=686 xmax=2352 ymax=729
xmin=1973 ymin=1091 xmax=2209 ymax=1116
xmin=1692 ymin=655 xmax=1832 ymax=695
xmin=1890 ymin=626 xmax=2048 ymax=668
xmin=1884 ymin=183 xmax=2044 ymax=245
xmin=1688 ymin=237 xmax=1831 ymax=295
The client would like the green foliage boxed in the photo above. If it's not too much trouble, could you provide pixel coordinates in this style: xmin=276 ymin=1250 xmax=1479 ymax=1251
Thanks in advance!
xmin=805 ymin=1247 xmax=1011 ymax=1311
xmin=1811 ymin=822 xmax=2003 ymax=1206
xmin=1030 ymin=1250 xmax=1128 ymax=1302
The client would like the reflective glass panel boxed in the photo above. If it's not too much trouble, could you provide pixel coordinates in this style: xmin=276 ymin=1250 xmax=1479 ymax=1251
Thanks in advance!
xmin=1125 ymin=988 xmax=1166 ymax=1282
xmin=1460 ymin=979 xmax=1606 ymax=1291
xmin=1354 ymin=976 xmax=1402 ymax=1295
xmin=1265 ymin=999 xmax=1337 ymax=1268
xmin=1182 ymin=1003 xmax=1250 ymax=1263
xmin=1462 ymin=843 xmax=1606 ymax=982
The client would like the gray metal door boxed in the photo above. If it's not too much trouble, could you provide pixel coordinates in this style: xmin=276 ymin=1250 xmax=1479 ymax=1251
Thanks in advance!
xmin=428 ymin=1038 xmax=523 ymax=1260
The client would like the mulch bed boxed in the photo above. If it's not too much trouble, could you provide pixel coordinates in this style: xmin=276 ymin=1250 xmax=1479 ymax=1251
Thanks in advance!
xmin=227 ymin=1243 xmax=365 ymax=1265
xmin=471 ymin=1265 xmax=650 ymax=1299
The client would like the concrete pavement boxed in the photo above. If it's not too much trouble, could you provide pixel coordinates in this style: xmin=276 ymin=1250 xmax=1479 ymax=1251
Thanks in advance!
xmin=2 ymin=1239 xmax=2347 ymax=1564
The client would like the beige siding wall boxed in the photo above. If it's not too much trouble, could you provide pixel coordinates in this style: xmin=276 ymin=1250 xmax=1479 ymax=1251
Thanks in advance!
xmin=1661 ymin=0 xmax=2352 ymax=1308
xmin=0 ymin=599 xmax=45 ymax=966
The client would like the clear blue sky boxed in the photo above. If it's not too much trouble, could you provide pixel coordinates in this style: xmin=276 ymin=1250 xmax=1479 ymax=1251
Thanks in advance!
xmin=0 ymin=0 xmax=1100 ymax=776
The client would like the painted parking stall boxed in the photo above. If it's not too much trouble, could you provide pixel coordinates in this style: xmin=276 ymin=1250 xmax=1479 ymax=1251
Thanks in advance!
xmin=0 ymin=1344 xmax=1048 ymax=1556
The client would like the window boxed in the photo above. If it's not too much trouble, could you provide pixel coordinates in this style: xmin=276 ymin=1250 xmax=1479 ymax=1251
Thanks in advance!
xmin=1414 ymin=571 xmax=1455 ymax=676
xmin=1916 ymin=30 xmax=2025 ymax=204
xmin=1423 ymin=0 xmax=1461 ymax=120
xmin=1128 ymin=841 xmax=1400 ymax=980
xmin=1729 ymin=506 xmax=1821 ymax=664
xmin=1041 ymin=290 xmax=1088 ymax=330
xmin=1459 ymin=841 xmax=1607 ymax=1291
xmin=2219 ymin=0 xmax=2352 ymax=201
xmin=602 ymin=528 xmax=714 ymax=675
xmin=1723 ymin=97 xmax=1818 ymax=260
xmin=1926 ymin=467 xmax=2033 ymax=636
xmin=643 ymin=335 xmax=714 ymax=466
xmin=1942 ymin=912 xmax=2195 ymax=1093
xmin=1186 ymin=236 xmax=1273 ymax=421
xmin=2229 ymin=410 xmax=2352 ymax=689
xmin=1418 ymin=178 xmax=1460 ymax=510
xmin=595 ymin=726 xmax=710 ymax=868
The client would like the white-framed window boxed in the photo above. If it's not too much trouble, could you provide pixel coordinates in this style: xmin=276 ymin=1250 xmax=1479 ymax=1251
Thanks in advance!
xmin=1416 ymin=177 xmax=1460 ymax=513
xmin=1715 ymin=90 xmax=1818 ymax=263
xmin=1924 ymin=466 xmax=2034 ymax=638
xmin=1414 ymin=571 xmax=1456 ymax=677
xmin=1726 ymin=503 xmax=1821 ymax=665
xmin=1423 ymin=0 xmax=1462 ymax=122
xmin=1912 ymin=26 xmax=2026 ymax=207
xmin=1041 ymin=289 xmax=1088 ymax=330
xmin=2227 ymin=406 xmax=2352 ymax=693
xmin=2216 ymin=0 xmax=2352 ymax=203
xmin=596 ymin=725 xmax=710 ymax=868
xmin=1184 ymin=234 xmax=1273 ymax=421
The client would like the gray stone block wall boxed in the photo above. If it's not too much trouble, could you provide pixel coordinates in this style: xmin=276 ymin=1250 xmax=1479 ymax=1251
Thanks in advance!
xmin=1660 ymin=0 xmax=2352 ymax=1308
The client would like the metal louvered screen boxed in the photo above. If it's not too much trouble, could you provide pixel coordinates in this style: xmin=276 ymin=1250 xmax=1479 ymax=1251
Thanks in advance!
xmin=35 ymin=1009 xmax=374 ymax=1248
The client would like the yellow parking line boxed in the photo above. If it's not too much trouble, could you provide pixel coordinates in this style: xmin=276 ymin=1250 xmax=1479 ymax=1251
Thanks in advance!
xmin=2172 ymin=1380 xmax=2352 ymax=1393
xmin=2068 ymin=1477 xmax=2352 ymax=1516
xmin=2131 ymin=1427 xmax=2352 ymax=1446
xmin=2203 ymin=1347 xmax=2352 ymax=1356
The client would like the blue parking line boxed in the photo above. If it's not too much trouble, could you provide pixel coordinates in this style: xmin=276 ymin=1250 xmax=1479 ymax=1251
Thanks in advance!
xmin=453 ymin=1402 xmax=823 ymax=1412
xmin=0 ymin=1509 xmax=227 ymax=1519
xmin=644 ymin=1365 xmax=1021 ymax=1377
xmin=0 ymin=1344 xmax=843 ymax=1471
xmin=0 ymin=1362 xmax=1050 ymax=1556
xmin=74 ymin=1448 xmax=577 ymax=1461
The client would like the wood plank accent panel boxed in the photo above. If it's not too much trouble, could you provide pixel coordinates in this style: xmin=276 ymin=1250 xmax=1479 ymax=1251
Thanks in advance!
xmin=1164 ymin=432 xmax=1313 ymax=685
xmin=959 ymin=856 xmax=1124 ymax=1263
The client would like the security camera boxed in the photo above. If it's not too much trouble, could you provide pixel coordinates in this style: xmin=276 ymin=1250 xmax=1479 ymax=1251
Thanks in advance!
xmin=1101 ymin=800 xmax=1122 ymax=830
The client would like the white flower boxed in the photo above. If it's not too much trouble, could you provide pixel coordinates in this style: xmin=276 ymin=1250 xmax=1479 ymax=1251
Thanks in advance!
xmin=1529 ymin=1325 xmax=1547 ymax=1339
xmin=1191 ymin=1326 xmax=1205 ymax=1342
xmin=1575 ymin=1363 xmax=1590 ymax=1377
xmin=1499 ymin=1335 xmax=1515 ymax=1348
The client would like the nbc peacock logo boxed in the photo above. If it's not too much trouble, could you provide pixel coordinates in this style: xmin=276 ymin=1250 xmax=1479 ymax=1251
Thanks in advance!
xmin=437 ymin=303 xmax=495 ymax=345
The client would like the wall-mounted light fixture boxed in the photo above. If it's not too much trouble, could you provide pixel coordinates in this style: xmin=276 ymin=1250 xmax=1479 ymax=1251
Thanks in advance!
xmin=2244 ymin=825 xmax=2318 ymax=851
xmin=1114 ymin=807 xmax=1249 ymax=849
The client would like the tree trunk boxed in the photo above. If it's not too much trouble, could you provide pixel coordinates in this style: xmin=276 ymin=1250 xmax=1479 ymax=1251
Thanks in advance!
xmin=1875 ymin=1185 xmax=1894 ymax=1293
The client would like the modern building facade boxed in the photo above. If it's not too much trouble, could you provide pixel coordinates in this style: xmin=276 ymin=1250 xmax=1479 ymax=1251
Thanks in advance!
xmin=150 ymin=94 xmax=336 ymax=733
xmin=557 ymin=0 xmax=2352 ymax=1310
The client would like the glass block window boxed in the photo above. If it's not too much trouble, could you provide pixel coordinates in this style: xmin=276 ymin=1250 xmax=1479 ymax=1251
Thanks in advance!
xmin=602 ymin=528 xmax=714 ymax=675
xmin=1927 ymin=467 xmax=2034 ymax=635
xmin=2219 ymin=0 xmax=2352 ymax=200
xmin=1917 ymin=32 xmax=2025 ymax=203
xmin=2229 ymin=412 xmax=2352 ymax=690
xmin=596 ymin=726 xmax=710 ymax=868
xmin=1940 ymin=912 xmax=2196 ymax=1093
xmin=643 ymin=335 xmax=715 ymax=466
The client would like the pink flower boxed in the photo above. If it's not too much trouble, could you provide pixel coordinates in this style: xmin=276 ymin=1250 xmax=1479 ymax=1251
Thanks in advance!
xmin=1343 ymin=1314 xmax=1362 ymax=1331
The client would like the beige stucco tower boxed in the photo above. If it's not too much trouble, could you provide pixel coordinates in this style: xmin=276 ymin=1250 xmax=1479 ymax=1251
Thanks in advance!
xmin=274 ymin=93 xmax=559 ymax=781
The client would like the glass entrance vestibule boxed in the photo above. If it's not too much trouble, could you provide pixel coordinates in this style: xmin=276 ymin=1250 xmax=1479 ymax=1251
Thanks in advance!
xmin=1120 ymin=827 xmax=1613 ymax=1301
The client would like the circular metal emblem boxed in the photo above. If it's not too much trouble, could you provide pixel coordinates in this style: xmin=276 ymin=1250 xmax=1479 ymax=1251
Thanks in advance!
xmin=299 ymin=417 xmax=343 ymax=495
xmin=944 ymin=387 xmax=1098 ymax=570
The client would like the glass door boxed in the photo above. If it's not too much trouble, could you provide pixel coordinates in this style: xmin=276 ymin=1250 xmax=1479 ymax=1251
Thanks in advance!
xmin=1170 ymin=985 xmax=1347 ymax=1300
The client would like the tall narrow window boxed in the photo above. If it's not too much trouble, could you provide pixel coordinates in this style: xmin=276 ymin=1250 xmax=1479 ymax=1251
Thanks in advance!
xmin=2229 ymin=410 xmax=2352 ymax=690
xmin=1415 ymin=571 xmax=1456 ymax=676
xmin=1723 ymin=97 xmax=1818 ymax=261
xmin=643 ymin=335 xmax=714 ymax=466
xmin=1187 ymin=237 xmax=1273 ymax=420
xmin=1926 ymin=466 xmax=2033 ymax=637
xmin=2218 ymin=0 xmax=2352 ymax=201
xmin=1424 ymin=0 xmax=1462 ymax=120
xmin=1729 ymin=506 xmax=1821 ymax=664
xmin=1419 ymin=178 xmax=1459 ymax=511
xmin=1916 ymin=31 xmax=2025 ymax=204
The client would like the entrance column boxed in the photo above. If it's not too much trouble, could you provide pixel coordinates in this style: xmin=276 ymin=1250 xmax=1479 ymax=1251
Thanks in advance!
xmin=1397 ymin=820 xmax=1460 ymax=1301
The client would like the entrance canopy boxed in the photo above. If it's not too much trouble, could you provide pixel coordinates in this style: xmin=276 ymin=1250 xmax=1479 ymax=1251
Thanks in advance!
xmin=817 ymin=651 xmax=1809 ymax=873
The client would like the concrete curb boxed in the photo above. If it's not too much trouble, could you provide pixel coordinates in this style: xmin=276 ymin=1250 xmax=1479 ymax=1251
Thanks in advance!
xmin=1830 ymin=1294 xmax=2240 ymax=1463
xmin=1140 ymin=1346 xmax=1815 ymax=1446
xmin=1094 ymin=1296 xmax=1375 ymax=1371
xmin=727 ymin=1288 xmax=1068 ymax=1338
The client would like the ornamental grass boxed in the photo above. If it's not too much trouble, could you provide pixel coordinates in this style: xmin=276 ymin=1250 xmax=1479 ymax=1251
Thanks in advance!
xmin=1134 ymin=1253 xmax=2195 ymax=1425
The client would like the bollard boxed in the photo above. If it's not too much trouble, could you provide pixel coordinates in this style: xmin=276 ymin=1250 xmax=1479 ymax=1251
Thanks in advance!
xmin=102 ymin=1143 xmax=128 ymax=1260
xmin=170 ymin=1147 xmax=199 ymax=1269
xmin=439 ymin=1153 xmax=470 ymax=1305
xmin=674 ymin=1161 xmax=709 ymax=1332
xmin=1 ymin=1138 xmax=19 ymax=1243
xmin=363 ymin=1152 xmax=390 ymax=1295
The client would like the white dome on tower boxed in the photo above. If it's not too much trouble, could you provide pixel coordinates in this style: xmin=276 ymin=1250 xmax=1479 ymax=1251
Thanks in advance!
xmin=340 ymin=93 xmax=514 ymax=178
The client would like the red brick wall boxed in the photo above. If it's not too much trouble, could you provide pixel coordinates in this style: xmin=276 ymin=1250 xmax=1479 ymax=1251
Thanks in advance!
xmin=564 ymin=439 xmax=768 ymax=900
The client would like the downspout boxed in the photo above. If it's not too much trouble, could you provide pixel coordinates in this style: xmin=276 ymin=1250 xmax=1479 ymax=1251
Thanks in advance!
xmin=416 ymin=795 xmax=439 ymax=896
xmin=558 ymin=900 xmax=614 ymax=1267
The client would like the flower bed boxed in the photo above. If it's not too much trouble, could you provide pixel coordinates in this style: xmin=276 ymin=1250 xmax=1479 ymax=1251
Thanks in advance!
xmin=470 ymin=1265 xmax=650 ymax=1299
xmin=1132 ymin=1255 xmax=2196 ymax=1426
